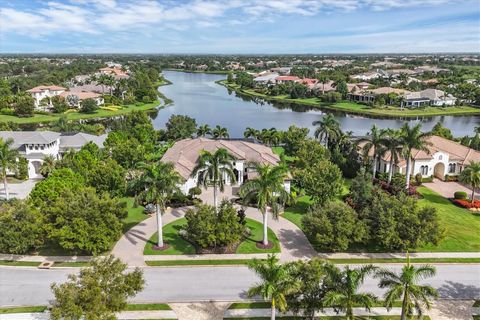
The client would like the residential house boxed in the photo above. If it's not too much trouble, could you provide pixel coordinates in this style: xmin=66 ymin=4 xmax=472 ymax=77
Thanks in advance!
xmin=270 ymin=67 xmax=291 ymax=75
xmin=26 ymin=85 xmax=66 ymax=108
xmin=60 ymin=91 xmax=104 ymax=107
xmin=253 ymin=73 xmax=279 ymax=85
xmin=413 ymin=66 xmax=450 ymax=74
xmin=401 ymin=89 xmax=456 ymax=107
xmin=275 ymin=76 xmax=300 ymax=84
xmin=360 ymin=135 xmax=480 ymax=180
xmin=350 ymin=71 xmax=383 ymax=81
xmin=98 ymin=67 xmax=130 ymax=80
xmin=0 ymin=131 xmax=106 ymax=179
xmin=161 ymin=138 xmax=291 ymax=195
xmin=348 ymin=87 xmax=410 ymax=104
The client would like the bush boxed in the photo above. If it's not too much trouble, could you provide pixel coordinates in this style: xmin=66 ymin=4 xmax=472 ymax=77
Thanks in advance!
xmin=183 ymin=200 xmax=246 ymax=253
xmin=80 ymin=98 xmax=98 ymax=113
xmin=454 ymin=191 xmax=468 ymax=200
xmin=0 ymin=108 xmax=15 ymax=116
xmin=15 ymin=157 xmax=29 ymax=180
xmin=302 ymin=201 xmax=368 ymax=252
xmin=415 ymin=173 xmax=423 ymax=186
xmin=188 ymin=186 xmax=202 ymax=197
xmin=142 ymin=96 xmax=151 ymax=104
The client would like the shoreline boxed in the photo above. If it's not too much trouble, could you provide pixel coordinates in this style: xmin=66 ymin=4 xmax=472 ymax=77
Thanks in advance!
xmin=217 ymin=80 xmax=480 ymax=119
xmin=0 ymin=80 xmax=172 ymax=125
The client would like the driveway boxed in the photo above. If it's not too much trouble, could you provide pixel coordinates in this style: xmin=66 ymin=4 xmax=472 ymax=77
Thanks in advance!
xmin=0 ymin=179 xmax=40 ymax=200
xmin=423 ymin=179 xmax=478 ymax=200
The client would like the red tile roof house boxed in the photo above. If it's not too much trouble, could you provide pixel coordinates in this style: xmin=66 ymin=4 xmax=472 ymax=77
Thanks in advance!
xmin=59 ymin=91 xmax=104 ymax=108
xmin=161 ymin=138 xmax=291 ymax=195
xmin=274 ymin=76 xmax=301 ymax=84
xmin=26 ymin=85 xmax=66 ymax=109
xmin=359 ymin=135 xmax=480 ymax=181
xmin=98 ymin=67 xmax=130 ymax=80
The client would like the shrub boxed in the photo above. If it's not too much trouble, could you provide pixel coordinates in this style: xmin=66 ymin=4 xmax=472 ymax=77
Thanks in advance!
xmin=188 ymin=186 xmax=202 ymax=197
xmin=183 ymin=200 xmax=246 ymax=252
xmin=15 ymin=157 xmax=29 ymax=180
xmin=415 ymin=173 xmax=423 ymax=186
xmin=142 ymin=96 xmax=151 ymax=104
xmin=452 ymin=199 xmax=480 ymax=209
xmin=302 ymin=201 xmax=368 ymax=252
xmin=80 ymin=98 xmax=98 ymax=113
xmin=454 ymin=191 xmax=468 ymax=200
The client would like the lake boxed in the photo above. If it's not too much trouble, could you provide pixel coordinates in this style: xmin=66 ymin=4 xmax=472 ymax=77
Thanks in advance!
xmin=154 ymin=71 xmax=478 ymax=137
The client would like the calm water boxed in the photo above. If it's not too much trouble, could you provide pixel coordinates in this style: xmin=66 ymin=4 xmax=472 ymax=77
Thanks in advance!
xmin=154 ymin=71 xmax=478 ymax=137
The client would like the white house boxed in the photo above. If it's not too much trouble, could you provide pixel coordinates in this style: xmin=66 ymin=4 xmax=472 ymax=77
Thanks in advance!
xmin=161 ymin=138 xmax=291 ymax=195
xmin=361 ymin=135 xmax=480 ymax=181
xmin=27 ymin=85 xmax=66 ymax=108
xmin=253 ymin=73 xmax=279 ymax=85
xmin=0 ymin=131 xmax=107 ymax=179
xmin=350 ymin=71 xmax=384 ymax=81
xmin=402 ymin=89 xmax=456 ymax=107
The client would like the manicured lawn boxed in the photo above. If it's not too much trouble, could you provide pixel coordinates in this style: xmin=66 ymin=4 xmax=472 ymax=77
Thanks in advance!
xmin=0 ymin=306 xmax=48 ymax=314
xmin=125 ymin=303 xmax=171 ymax=311
xmin=144 ymin=218 xmax=280 ymax=255
xmin=0 ymin=260 xmax=40 ymax=267
xmin=219 ymin=80 xmax=480 ymax=117
xmin=146 ymin=259 xmax=256 ymax=266
xmin=0 ymin=100 xmax=161 ymax=124
xmin=416 ymin=187 xmax=480 ymax=252
xmin=282 ymin=195 xmax=313 ymax=229
xmin=52 ymin=261 xmax=91 ymax=267
xmin=228 ymin=301 xmax=403 ymax=309
xmin=121 ymin=197 xmax=149 ymax=233
xmin=328 ymin=258 xmax=480 ymax=264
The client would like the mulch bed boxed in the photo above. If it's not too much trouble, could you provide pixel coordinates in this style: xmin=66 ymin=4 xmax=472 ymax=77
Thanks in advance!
xmin=256 ymin=242 xmax=274 ymax=250
xmin=152 ymin=243 xmax=170 ymax=251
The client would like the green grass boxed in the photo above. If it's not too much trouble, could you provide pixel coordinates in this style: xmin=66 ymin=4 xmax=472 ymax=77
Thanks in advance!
xmin=121 ymin=197 xmax=149 ymax=233
xmin=145 ymin=259 xmax=256 ymax=266
xmin=219 ymin=80 xmax=480 ymax=117
xmin=228 ymin=301 xmax=403 ymax=310
xmin=144 ymin=218 xmax=280 ymax=255
xmin=328 ymin=258 xmax=480 ymax=264
xmin=282 ymin=195 xmax=313 ymax=229
xmin=125 ymin=303 xmax=171 ymax=311
xmin=0 ymin=306 xmax=48 ymax=314
xmin=0 ymin=260 xmax=40 ymax=267
xmin=416 ymin=187 xmax=480 ymax=252
xmin=52 ymin=261 xmax=91 ymax=267
xmin=472 ymin=300 xmax=480 ymax=307
xmin=0 ymin=100 xmax=161 ymax=124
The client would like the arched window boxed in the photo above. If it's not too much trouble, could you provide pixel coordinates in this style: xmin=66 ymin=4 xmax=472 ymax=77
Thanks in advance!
xmin=448 ymin=163 xmax=456 ymax=173
xmin=420 ymin=165 xmax=428 ymax=175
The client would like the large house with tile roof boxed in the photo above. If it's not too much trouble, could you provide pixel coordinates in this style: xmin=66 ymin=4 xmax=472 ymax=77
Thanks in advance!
xmin=360 ymin=135 xmax=480 ymax=180
xmin=27 ymin=85 xmax=66 ymax=108
xmin=0 ymin=131 xmax=106 ymax=179
xmin=161 ymin=138 xmax=291 ymax=195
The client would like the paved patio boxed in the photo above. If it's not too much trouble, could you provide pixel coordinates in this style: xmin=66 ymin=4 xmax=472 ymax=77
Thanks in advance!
xmin=423 ymin=179 xmax=478 ymax=200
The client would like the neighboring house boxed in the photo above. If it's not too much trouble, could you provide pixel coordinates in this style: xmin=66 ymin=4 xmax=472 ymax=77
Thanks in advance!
xmin=161 ymin=138 xmax=291 ymax=195
xmin=413 ymin=66 xmax=450 ymax=74
xmin=402 ymin=89 xmax=456 ymax=107
xmin=350 ymin=71 xmax=383 ymax=81
xmin=370 ymin=61 xmax=404 ymax=69
xmin=298 ymin=78 xmax=318 ymax=88
xmin=253 ymin=73 xmax=279 ymax=84
xmin=59 ymin=91 xmax=104 ymax=107
xmin=70 ymin=83 xmax=112 ymax=95
xmin=26 ymin=85 xmax=66 ymax=108
xmin=275 ymin=76 xmax=301 ymax=84
xmin=360 ymin=135 xmax=480 ymax=181
xmin=98 ymin=67 xmax=130 ymax=80
xmin=348 ymin=87 xmax=410 ymax=103
xmin=0 ymin=131 xmax=107 ymax=179
xmin=313 ymin=80 xmax=337 ymax=93
xmin=270 ymin=67 xmax=291 ymax=75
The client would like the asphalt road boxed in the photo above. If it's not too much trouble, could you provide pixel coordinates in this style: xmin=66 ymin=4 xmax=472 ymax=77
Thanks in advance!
xmin=1 ymin=264 xmax=479 ymax=306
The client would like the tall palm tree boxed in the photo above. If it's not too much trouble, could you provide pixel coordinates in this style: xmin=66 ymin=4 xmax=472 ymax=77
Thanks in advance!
xmin=0 ymin=138 xmax=19 ymax=200
xmin=323 ymin=264 xmax=378 ymax=320
xmin=459 ymin=161 xmax=480 ymax=203
xmin=247 ymin=254 xmax=300 ymax=320
xmin=197 ymin=124 xmax=212 ymax=137
xmin=375 ymin=256 xmax=438 ymax=320
xmin=312 ymin=114 xmax=340 ymax=149
xmin=360 ymin=125 xmax=386 ymax=178
xmin=133 ymin=162 xmax=182 ymax=248
xmin=239 ymin=163 xmax=290 ymax=246
xmin=380 ymin=129 xmax=403 ymax=183
xmin=244 ymin=127 xmax=259 ymax=139
xmin=212 ymin=125 xmax=229 ymax=139
xmin=316 ymin=74 xmax=330 ymax=95
xmin=399 ymin=124 xmax=432 ymax=188
xmin=191 ymin=148 xmax=236 ymax=209
xmin=39 ymin=155 xmax=56 ymax=178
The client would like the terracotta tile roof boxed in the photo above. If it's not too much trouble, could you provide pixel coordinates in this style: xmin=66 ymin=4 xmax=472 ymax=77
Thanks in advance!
xmin=368 ymin=87 xmax=410 ymax=95
xmin=161 ymin=138 xmax=281 ymax=180
xmin=60 ymin=90 xmax=101 ymax=100
xmin=275 ymin=76 xmax=300 ymax=82
xmin=27 ymin=85 xmax=66 ymax=93
xmin=359 ymin=135 xmax=480 ymax=167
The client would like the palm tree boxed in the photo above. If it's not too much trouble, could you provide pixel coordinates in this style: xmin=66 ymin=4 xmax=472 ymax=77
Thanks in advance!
xmin=375 ymin=256 xmax=438 ymax=320
xmin=212 ymin=125 xmax=229 ymax=139
xmin=360 ymin=125 xmax=386 ymax=178
xmin=133 ymin=162 xmax=182 ymax=248
xmin=323 ymin=264 xmax=378 ymax=320
xmin=459 ymin=161 xmax=480 ymax=203
xmin=197 ymin=124 xmax=212 ymax=137
xmin=399 ymin=124 xmax=432 ymax=188
xmin=312 ymin=114 xmax=340 ymax=149
xmin=316 ymin=74 xmax=330 ymax=95
xmin=39 ymin=155 xmax=56 ymax=178
xmin=247 ymin=255 xmax=300 ymax=320
xmin=191 ymin=148 xmax=236 ymax=209
xmin=116 ymin=78 xmax=129 ymax=100
xmin=380 ymin=129 xmax=403 ymax=183
xmin=244 ymin=127 xmax=259 ymax=139
xmin=239 ymin=163 xmax=290 ymax=246
xmin=0 ymin=138 xmax=19 ymax=200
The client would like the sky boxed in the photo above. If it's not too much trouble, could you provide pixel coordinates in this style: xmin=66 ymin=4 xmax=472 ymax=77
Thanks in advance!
xmin=0 ymin=0 xmax=479 ymax=54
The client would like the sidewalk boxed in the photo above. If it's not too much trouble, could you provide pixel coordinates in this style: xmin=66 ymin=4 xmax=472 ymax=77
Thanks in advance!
xmin=0 ymin=254 xmax=91 ymax=263
xmin=225 ymin=307 xmax=404 ymax=318
xmin=0 ymin=310 xmax=178 ymax=320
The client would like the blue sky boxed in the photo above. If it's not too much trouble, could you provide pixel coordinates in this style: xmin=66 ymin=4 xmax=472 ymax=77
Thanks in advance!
xmin=1 ymin=0 xmax=479 ymax=53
